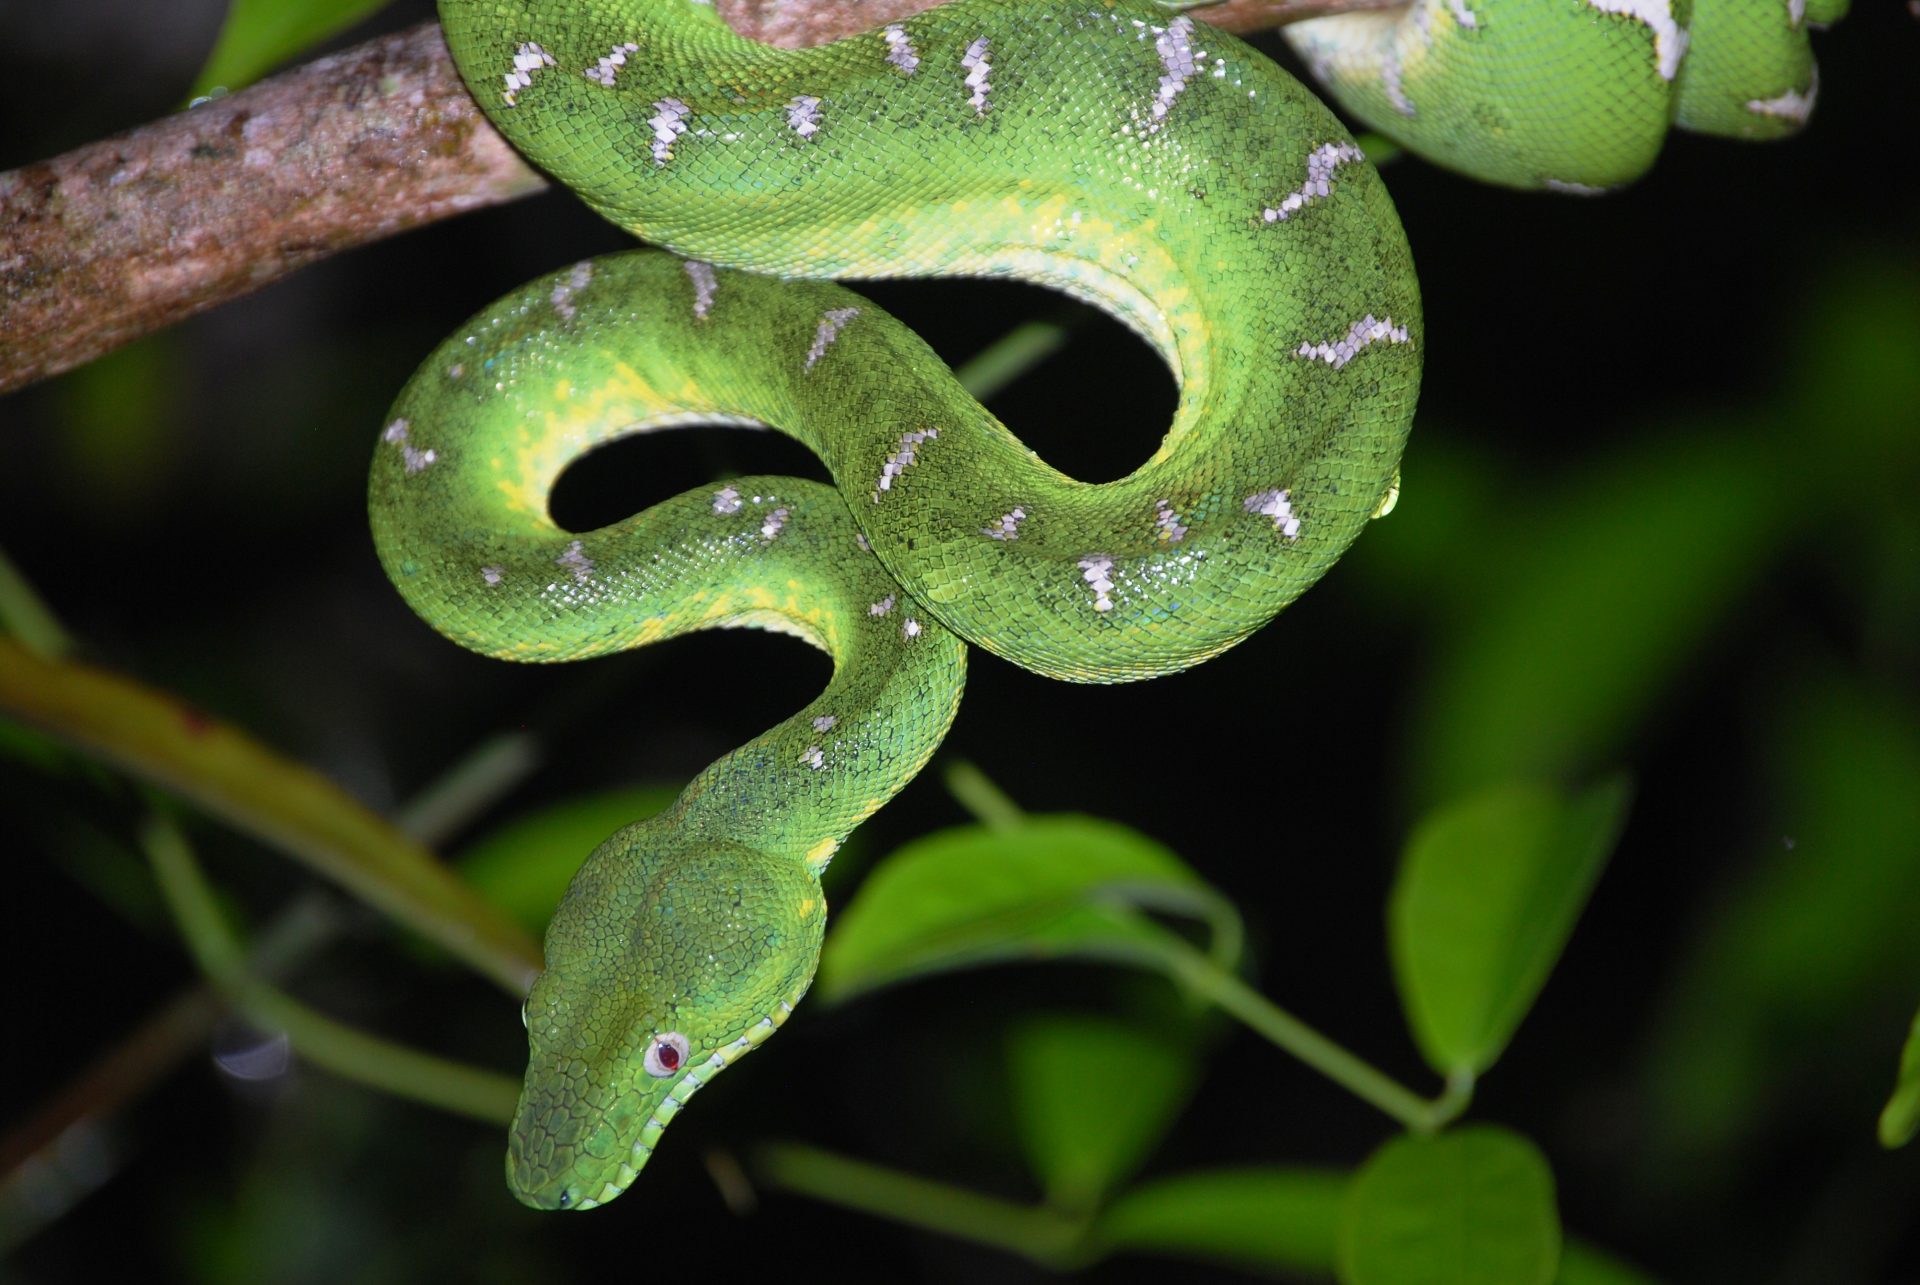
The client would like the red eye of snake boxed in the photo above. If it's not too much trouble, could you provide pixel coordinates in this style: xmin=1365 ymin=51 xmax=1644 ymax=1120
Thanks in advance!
xmin=644 ymin=1032 xmax=690 ymax=1078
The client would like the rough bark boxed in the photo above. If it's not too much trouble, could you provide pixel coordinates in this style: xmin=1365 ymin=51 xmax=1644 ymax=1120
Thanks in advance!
xmin=0 ymin=23 xmax=540 ymax=394
xmin=0 ymin=0 xmax=1397 ymax=394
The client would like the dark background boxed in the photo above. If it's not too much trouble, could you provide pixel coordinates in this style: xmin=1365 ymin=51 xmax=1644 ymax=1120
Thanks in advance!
xmin=3 ymin=1 xmax=1918 ymax=1281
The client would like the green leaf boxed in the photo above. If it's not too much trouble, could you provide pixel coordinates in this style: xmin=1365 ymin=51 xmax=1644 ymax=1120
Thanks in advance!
xmin=456 ymin=786 xmax=678 ymax=935
xmin=1096 ymin=1167 xmax=1346 ymax=1272
xmin=818 ymin=814 xmax=1239 ymax=1003
xmin=1339 ymin=1127 xmax=1561 ymax=1285
xmin=1004 ymin=1012 xmax=1199 ymax=1212
xmin=1878 ymin=1005 xmax=1920 ymax=1148
xmin=1644 ymin=670 xmax=1920 ymax=1163
xmin=1403 ymin=430 xmax=1782 ymax=807
xmin=191 ymin=0 xmax=393 ymax=98
xmin=1391 ymin=777 xmax=1631 ymax=1078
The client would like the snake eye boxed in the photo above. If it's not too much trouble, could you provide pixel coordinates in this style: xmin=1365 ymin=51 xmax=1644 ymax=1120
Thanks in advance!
xmin=644 ymin=1032 xmax=690 ymax=1078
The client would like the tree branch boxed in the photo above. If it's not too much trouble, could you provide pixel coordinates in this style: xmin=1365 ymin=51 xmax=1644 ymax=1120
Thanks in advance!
xmin=0 ymin=0 xmax=1396 ymax=395
xmin=0 ymin=23 xmax=540 ymax=395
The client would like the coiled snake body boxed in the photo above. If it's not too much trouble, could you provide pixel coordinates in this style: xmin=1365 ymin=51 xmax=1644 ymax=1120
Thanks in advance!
xmin=371 ymin=0 xmax=1836 ymax=1211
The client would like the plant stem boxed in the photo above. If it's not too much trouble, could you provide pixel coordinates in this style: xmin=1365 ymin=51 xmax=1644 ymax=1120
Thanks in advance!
xmin=944 ymin=760 xmax=1027 ymax=831
xmin=396 ymin=730 xmax=541 ymax=847
xmin=139 ymin=809 xmax=521 ymax=1124
xmin=0 ymin=638 xmax=541 ymax=994
xmin=0 ymin=544 xmax=73 ymax=659
xmin=755 ymin=1141 xmax=1087 ymax=1268
xmin=1154 ymin=936 xmax=1469 ymax=1133
xmin=952 ymin=316 xmax=1074 ymax=402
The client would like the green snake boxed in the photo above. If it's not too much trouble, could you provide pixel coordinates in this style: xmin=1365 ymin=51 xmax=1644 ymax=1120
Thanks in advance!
xmin=370 ymin=0 xmax=1833 ymax=1212
xmin=1284 ymin=0 xmax=1848 ymax=190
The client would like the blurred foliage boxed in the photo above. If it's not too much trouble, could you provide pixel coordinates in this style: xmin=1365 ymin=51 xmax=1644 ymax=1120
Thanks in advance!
xmin=1390 ymin=777 xmax=1630 ymax=1080
xmin=1885 ymin=1009 xmax=1920 ymax=1151
xmin=4 ymin=1 xmax=1919 ymax=1281
xmin=1340 ymin=1127 xmax=1560 ymax=1285
xmin=1642 ymin=668 xmax=1920 ymax=1170
xmin=191 ymin=0 xmax=394 ymax=98
xmin=1005 ymin=1011 xmax=1203 ymax=1215
xmin=1095 ymin=1167 xmax=1347 ymax=1273
xmin=454 ymin=784 xmax=677 ymax=936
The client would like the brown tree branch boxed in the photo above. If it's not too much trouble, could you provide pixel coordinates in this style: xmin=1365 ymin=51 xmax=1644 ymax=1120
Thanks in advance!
xmin=0 ymin=23 xmax=541 ymax=395
xmin=0 ymin=0 xmax=1396 ymax=395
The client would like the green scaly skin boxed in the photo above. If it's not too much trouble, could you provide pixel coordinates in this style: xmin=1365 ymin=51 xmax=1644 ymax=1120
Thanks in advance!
xmin=1284 ymin=0 xmax=1849 ymax=192
xmin=376 ymin=0 xmax=1421 ymax=1209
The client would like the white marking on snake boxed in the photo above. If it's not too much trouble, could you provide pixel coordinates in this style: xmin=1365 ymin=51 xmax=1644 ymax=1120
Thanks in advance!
xmin=1299 ymin=42 xmax=1337 ymax=93
xmin=686 ymin=261 xmax=718 ymax=318
xmin=549 ymin=261 xmax=593 ymax=320
xmin=786 ymin=95 xmax=823 ymax=140
xmin=983 ymin=507 xmax=1027 ymax=540
xmin=805 ymin=307 xmax=861 ymax=371
xmin=1789 ymin=0 xmax=1805 ymax=24
xmin=854 ymin=531 xmax=871 ymax=553
xmin=869 ymin=594 xmax=895 ymax=616
xmin=1447 ymin=0 xmax=1480 ymax=28
xmin=481 ymin=566 xmax=503 ymax=586
xmin=902 ymin=617 xmax=923 ymax=640
xmin=382 ymin=418 xmax=437 ymax=474
xmin=557 ymin=540 xmax=594 ymax=584
xmin=1147 ymin=17 xmax=1200 ymax=130
xmin=962 ymin=36 xmax=992 ymax=115
xmin=1582 ymin=0 xmax=1687 ymax=79
xmin=1296 ymin=315 xmax=1411 ymax=369
xmin=1379 ymin=46 xmax=1415 ymax=116
xmin=1244 ymin=488 xmax=1303 ymax=540
xmin=501 ymin=42 xmax=554 ymax=106
xmin=1078 ymin=555 xmax=1117 ymax=613
xmin=584 ymin=42 xmax=639 ymax=87
xmin=759 ymin=507 xmax=790 ymax=541
xmin=648 ymin=98 xmax=691 ymax=165
xmin=812 ymin=714 xmax=837 ymax=732
xmin=873 ymin=428 xmax=939 ymax=500
xmin=1746 ymin=75 xmax=1816 ymax=123
xmin=800 ymin=746 xmax=826 ymax=770
xmin=713 ymin=485 xmax=742 ymax=515
xmin=1154 ymin=499 xmax=1189 ymax=542
xmin=1544 ymin=178 xmax=1608 ymax=195
xmin=882 ymin=24 xmax=921 ymax=73
xmin=1263 ymin=141 xmax=1366 ymax=222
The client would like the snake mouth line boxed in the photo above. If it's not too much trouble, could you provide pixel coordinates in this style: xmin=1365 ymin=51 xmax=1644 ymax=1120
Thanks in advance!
xmin=566 ymin=983 xmax=811 ymax=1211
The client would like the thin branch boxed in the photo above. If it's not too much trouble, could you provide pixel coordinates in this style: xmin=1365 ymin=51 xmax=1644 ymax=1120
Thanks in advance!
xmin=0 ymin=637 xmax=543 ymax=994
xmin=0 ymin=0 xmax=1396 ymax=395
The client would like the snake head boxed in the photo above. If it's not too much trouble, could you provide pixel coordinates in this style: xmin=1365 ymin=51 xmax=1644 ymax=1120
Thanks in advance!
xmin=507 ymin=818 xmax=826 ymax=1210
